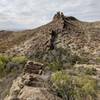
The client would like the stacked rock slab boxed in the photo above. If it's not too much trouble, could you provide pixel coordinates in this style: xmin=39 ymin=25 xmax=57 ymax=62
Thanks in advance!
xmin=24 ymin=61 xmax=44 ymax=74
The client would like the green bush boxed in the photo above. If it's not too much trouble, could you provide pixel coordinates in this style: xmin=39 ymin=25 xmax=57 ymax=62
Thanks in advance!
xmin=78 ymin=57 xmax=89 ymax=64
xmin=75 ymin=76 xmax=97 ymax=99
xmin=51 ymin=71 xmax=74 ymax=100
xmin=84 ymin=67 xmax=97 ymax=75
xmin=0 ymin=55 xmax=11 ymax=77
xmin=51 ymin=71 xmax=71 ymax=87
xmin=51 ymin=71 xmax=97 ymax=100
xmin=0 ymin=55 xmax=10 ymax=63
xmin=75 ymin=67 xmax=97 ymax=75
xmin=0 ymin=55 xmax=28 ymax=78
xmin=11 ymin=56 xmax=28 ymax=64
xmin=48 ymin=60 xmax=63 ymax=72
xmin=0 ymin=60 xmax=5 ymax=74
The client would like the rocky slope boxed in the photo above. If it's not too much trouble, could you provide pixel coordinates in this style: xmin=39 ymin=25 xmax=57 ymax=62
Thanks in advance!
xmin=0 ymin=12 xmax=99 ymax=60
xmin=0 ymin=12 xmax=100 ymax=100
xmin=4 ymin=61 xmax=61 ymax=100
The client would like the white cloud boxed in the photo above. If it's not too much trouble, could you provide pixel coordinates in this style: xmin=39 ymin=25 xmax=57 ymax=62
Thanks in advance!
xmin=0 ymin=0 xmax=100 ymax=30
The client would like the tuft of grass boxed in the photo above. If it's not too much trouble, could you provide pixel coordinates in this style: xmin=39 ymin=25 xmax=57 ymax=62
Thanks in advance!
xmin=11 ymin=56 xmax=28 ymax=64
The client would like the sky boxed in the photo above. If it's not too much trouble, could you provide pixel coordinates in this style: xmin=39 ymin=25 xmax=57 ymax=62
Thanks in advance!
xmin=0 ymin=0 xmax=100 ymax=30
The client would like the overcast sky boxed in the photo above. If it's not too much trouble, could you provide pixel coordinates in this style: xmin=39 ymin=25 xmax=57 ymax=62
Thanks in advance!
xmin=0 ymin=0 xmax=100 ymax=30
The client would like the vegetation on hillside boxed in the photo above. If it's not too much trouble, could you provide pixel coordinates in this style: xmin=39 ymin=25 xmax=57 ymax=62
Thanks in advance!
xmin=0 ymin=55 xmax=27 ymax=78
xmin=51 ymin=71 xmax=97 ymax=100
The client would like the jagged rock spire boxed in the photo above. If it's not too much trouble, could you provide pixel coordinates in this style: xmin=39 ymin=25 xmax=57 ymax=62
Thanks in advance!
xmin=53 ymin=11 xmax=65 ymax=21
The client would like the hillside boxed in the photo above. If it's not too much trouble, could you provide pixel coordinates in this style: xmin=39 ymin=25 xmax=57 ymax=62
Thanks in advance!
xmin=0 ymin=12 xmax=100 ymax=100
xmin=0 ymin=12 xmax=99 ymax=62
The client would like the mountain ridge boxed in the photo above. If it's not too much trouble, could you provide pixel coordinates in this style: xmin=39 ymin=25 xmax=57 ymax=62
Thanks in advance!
xmin=0 ymin=12 xmax=99 ymax=62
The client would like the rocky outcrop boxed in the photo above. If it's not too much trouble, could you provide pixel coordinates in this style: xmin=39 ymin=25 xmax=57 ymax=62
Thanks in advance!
xmin=1 ymin=12 xmax=98 ymax=64
xmin=53 ymin=12 xmax=64 ymax=21
xmin=24 ymin=61 xmax=44 ymax=74
xmin=4 ymin=61 xmax=61 ymax=100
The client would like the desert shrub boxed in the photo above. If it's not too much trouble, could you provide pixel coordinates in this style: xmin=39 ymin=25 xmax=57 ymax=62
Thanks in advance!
xmin=51 ymin=71 xmax=97 ymax=100
xmin=51 ymin=71 xmax=74 ymax=100
xmin=84 ymin=67 xmax=97 ymax=75
xmin=95 ymin=57 xmax=100 ymax=64
xmin=70 ymin=54 xmax=81 ymax=65
xmin=11 ymin=56 xmax=28 ymax=64
xmin=47 ymin=48 xmax=80 ymax=71
xmin=0 ymin=55 xmax=10 ymax=63
xmin=48 ymin=57 xmax=63 ymax=72
xmin=51 ymin=71 xmax=71 ymax=87
xmin=31 ymin=47 xmax=85 ymax=69
xmin=0 ymin=55 xmax=28 ymax=78
xmin=78 ymin=57 xmax=89 ymax=64
xmin=74 ymin=66 xmax=97 ymax=75
xmin=75 ymin=75 xmax=97 ymax=100
xmin=0 ymin=55 xmax=11 ymax=77
xmin=0 ymin=60 xmax=5 ymax=77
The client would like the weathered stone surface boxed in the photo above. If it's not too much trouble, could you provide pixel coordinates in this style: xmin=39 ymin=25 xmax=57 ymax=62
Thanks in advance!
xmin=5 ymin=73 xmax=61 ymax=100
xmin=24 ymin=61 xmax=44 ymax=74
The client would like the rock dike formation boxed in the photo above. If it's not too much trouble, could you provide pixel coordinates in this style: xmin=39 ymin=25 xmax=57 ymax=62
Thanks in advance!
xmin=5 ymin=61 xmax=61 ymax=100
xmin=0 ymin=12 xmax=99 ymax=100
